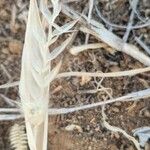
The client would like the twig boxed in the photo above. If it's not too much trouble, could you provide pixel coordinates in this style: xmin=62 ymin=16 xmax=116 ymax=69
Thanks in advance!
xmin=80 ymin=26 xmax=150 ymax=66
xmin=1 ymin=64 xmax=14 ymax=95
xmin=0 ymin=81 xmax=19 ymax=89
xmin=69 ymin=43 xmax=115 ymax=55
xmin=0 ymin=94 xmax=16 ymax=106
xmin=0 ymin=114 xmax=23 ymax=121
xmin=135 ymin=36 xmax=150 ymax=55
xmin=94 ymin=2 xmax=150 ymax=29
xmin=0 ymin=108 xmax=20 ymax=113
xmin=123 ymin=0 xmax=139 ymax=42
xmin=57 ymin=67 xmax=150 ymax=78
xmin=101 ymin=106 xmax=141 ymax=150
xmin=129 ymin=0 xmax=147 ymax=23
xmin=85 ymin=0 xmax=94 ymax=44
xmin=1 ymin=64 xmax=11 ymax=79
xmin=1 ymin=66 xmax=150 ymax=91
xmin=48 ymin=88 xmax=150 ymax=115
xmin=10 ymin=4 xmax=17 ymax=31
xmin=78 ymin=87 xmax=111 ymax=94
xmin=1 ymin=88 xmax=150 ymax=118
xmin=61 ymin=5 xmax=150 ymax=66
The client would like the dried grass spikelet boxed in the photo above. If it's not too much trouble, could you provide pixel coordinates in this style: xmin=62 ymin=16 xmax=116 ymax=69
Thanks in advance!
xmin=19 ymin=0 xmax=76 ymax=150
xmin=10 ymin=124 xmax=27 ymax=150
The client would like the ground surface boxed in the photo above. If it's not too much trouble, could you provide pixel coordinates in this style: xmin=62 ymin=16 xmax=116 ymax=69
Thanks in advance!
xmin=0 ymin=0 xmax=150 ymax=150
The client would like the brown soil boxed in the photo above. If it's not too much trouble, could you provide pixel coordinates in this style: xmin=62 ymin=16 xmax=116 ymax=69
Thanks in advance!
xmin=0 ymin=0 xmax=150 ymax=150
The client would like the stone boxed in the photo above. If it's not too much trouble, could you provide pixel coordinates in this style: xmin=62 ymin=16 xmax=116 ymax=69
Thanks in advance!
xmin=9 ymin=40 xmax=23 ymax=54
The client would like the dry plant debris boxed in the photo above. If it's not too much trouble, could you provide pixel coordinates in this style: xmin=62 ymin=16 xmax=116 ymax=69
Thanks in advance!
xmin=10 ymin=123 xmax=28 ymax=150
xmin=65 ymin=124 xmax=83 ymax=133
xmin=8 ymin=40 xmax=23 ymax=55
xmin=132 ymin=127 xmax=150 ymax=147
xmin=0 ymin=0 xmax=150 ymax=149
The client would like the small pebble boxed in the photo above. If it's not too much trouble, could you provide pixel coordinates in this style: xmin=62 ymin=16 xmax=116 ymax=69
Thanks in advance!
xmin=112 ymin=107 xmax=120 ymax=113
xmin=95 ymin=126 xmax=100 ymax=132
xmin=114 ymin=102 xmax=122 ymax=106
xmin=2 ymin=48 xmax=9 ymax=54
xmin=144 ymin=110 xmax=150 ymax=118
xmin=64 ymin=102 xmax=68 ymax=107
xmin=9 ymin=40 xmax=23 ymax=54
xmin=110 ymin=66 xmax=121 ymax=72
xmin=108 ymin=144 xmax=119 ymax=150
xmin=65 ymin=124 xmax=83 ymax=133
xmin=0 ymin=10 xmax=8 ymax=20
xmin=80 ymin=76 xmax=91 ymax=85
xmin=10 ymin=23 xmax=21 ymax=34
xmin=86 ymin=125 xmax=90 ymax=131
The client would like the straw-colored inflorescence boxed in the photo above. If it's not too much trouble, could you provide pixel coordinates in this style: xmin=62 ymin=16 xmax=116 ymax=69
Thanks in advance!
xmin=19 ymin=0 xmax=76 ymax=149
xmin=10 ymin=124 xmax=28 ymax=150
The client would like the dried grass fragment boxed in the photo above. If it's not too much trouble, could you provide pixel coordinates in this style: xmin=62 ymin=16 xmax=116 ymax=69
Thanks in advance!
xmin=69 ymin=43 xmax=115 ymax=55
xmin=62 ymin=5 xmax=150 ymax=66
xmin=101 ymin=106 xmax=141 ymax=150
xmin=10 ymin=124 xmax=28 ymax=150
